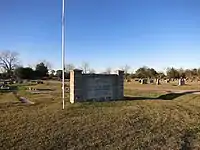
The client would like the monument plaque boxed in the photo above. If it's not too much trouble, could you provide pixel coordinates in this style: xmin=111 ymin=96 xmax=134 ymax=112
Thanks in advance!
xmin=70 ymin=70 xmax=124 ymax=103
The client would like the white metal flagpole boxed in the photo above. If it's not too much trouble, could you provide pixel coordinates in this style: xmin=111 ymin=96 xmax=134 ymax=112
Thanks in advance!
xmin=62 ymin=0 xmax=65 ymax=109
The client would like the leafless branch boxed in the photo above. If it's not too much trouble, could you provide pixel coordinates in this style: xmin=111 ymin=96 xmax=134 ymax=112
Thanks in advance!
xmin=0 ymin=50 xmax=19 ymax=73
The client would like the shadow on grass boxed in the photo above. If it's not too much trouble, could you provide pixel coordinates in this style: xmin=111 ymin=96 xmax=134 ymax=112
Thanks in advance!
xmin=36 ymin=88 xmax=54 ymax=91
xmin=180 ymin=130 xmax=194 ymax=150
xmin=124 ymin=96 xmax=154 ymax=100
xmin=73 ymin=91 xmax=200 ymax=107
xmin=124 ymin=91 xmax=200 ymax=101
xmin=180 ymin=127 xmax=200 ymax=150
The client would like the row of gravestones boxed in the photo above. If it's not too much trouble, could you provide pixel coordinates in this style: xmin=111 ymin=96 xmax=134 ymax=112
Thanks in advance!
xmin=164 ymin=78 xmax=186 ymax=86
xmin=0 ymin=80 xmax=45 ymax=91
xmin=139 ymin=78 xmax=186 ymax=86
xmin=0 ymin=84 xmax=10 ymax=90
xmin=139 ymin=79 xmax=160 ymax=85
xmin=0 ymin=80 xmax=24 ymax=90
xmin=0 ymin=80 xmax=13 ymax=90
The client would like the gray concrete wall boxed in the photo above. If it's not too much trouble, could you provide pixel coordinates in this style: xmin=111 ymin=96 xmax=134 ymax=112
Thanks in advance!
xmin=70 ymin=70 xmax=124 ymax=103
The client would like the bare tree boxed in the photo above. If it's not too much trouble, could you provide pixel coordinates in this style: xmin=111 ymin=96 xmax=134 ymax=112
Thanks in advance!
xmin=105 ymin=67 xmax=112 ymax=74
xmin=81 ymin=62 xmax=90 ymax=73
xmin=121 ymin=64 xmax=130 ymax=79
xmin=121 ymin=64 xmax=130 ymax=74
xmin=89 ymin=68 xmax=95 ymax=74
xmin=65 ymin=63 xmax=75 ymax=73
xmin=0 ymin=50 xmax=20 ymax=74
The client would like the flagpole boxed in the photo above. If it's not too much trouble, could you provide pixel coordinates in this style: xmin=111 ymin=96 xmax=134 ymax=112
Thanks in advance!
xmin=62 ymin=0 xmax=65 ymax=109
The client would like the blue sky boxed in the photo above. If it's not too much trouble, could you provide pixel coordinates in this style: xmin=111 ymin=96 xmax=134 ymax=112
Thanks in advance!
xmin=0 ymin=0 xmax=200 ymax=72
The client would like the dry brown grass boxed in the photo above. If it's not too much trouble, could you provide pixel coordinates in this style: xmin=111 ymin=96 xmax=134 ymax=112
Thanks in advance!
xmin=1 ymin=81 xmax=200 ymax=149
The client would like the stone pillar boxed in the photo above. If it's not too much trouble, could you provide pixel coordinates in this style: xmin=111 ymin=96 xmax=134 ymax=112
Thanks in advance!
xmin=70 ymin=69 xmax=83 ymax=103
xmin=117 ymin=70 xmax=124 ymax=99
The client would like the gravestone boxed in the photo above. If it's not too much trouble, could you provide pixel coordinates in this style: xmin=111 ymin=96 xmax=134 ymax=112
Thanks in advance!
xmin=36 ymin=81 xmax=44 ymax=84
xmin=149 ymin=79 xmax=154 ymax=84
xmin=166 ymin=79 xmax=170 ymax=83
xmin=178 ymin=78 xmax=185 ymax=86
xmin=70 ymin=70 xmax=124 ymax=103
xmin=156 ymin=79 xmax=160 ymax=85
xmin=140 ymin=79 xmax=147 ymax=84
xmin=178 ymin=79 xmax=182 ymax=86
xmin=0 ymin=85 xmax=10 ymax=90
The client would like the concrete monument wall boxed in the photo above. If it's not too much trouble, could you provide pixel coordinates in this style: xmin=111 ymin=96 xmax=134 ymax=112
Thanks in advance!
xmin=70 ymin=70 xmax=124 ymax=103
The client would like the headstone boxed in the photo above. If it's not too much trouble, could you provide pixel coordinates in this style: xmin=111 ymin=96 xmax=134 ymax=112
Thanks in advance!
xmin=166 ymin=79 xmax=170 ymax=83
xmin=140 ymin=79 xmax=147 ymax=84
xmin=178 ymin=78 xmax=185 ymax=86
xmin=156 ymin=79 xmax=160 ymax=85
xmin=149 ymin=79 xmax=154 ymax=84
xmin=183 ymin=79 xmax=185 ymax=85
xmin=0 ymin=85 xmax=10 ymax=90
xmin=178 ymin=79 xmax=182 ymax=86
xmin=126 ymin=79 xmax=131 ymax=82
xmin=36 ymin=81 xmax=44 ymax=84
xmin=140 ymin=79 xmax=143 ymax=84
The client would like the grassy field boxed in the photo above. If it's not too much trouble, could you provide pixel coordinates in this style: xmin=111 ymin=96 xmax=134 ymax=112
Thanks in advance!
xmin=1 ymin=81 xmax=200 ymax=149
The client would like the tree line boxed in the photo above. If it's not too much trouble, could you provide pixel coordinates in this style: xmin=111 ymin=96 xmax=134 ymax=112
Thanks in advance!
xmin=132 ymin=67 xmax=200 ymax=80
xmin=0 ymin=50 xmax=96 ymax=80
xmin=1 ymin=50 xmax=200 ymax=80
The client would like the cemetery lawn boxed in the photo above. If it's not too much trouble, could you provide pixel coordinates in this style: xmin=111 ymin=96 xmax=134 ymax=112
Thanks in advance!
xmin=1 ymin=81 xmax=200 ymax=149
